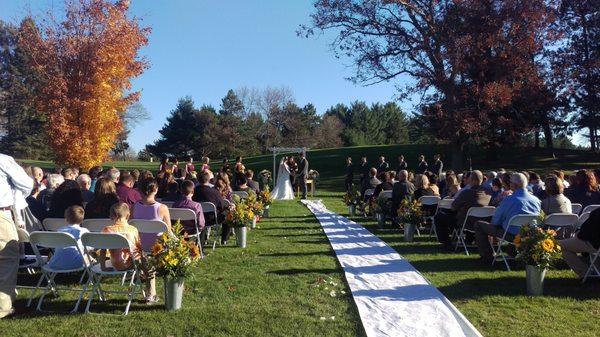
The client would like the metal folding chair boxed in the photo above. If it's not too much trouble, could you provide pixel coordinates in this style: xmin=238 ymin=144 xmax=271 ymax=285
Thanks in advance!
xmin=576 ymin=212 xmax=591 ymax=231
xmin=200 ymin=202 xmax=221 ymax=250
xmin=82 ymin=218 xmax=112 ymax=232
xmin=161 ymin=201 xmax=175 ymax=208
xmin=80 ymin=232 xmax=142 ymax=315
xmin=571 ymin=203 xmax=583 ymax=215
xmin=42 ymin=218 xmax=67 ymax=231
xmin=582 ymin=204 xmax=600 ymax=214
xmin=27 ymin=231 xmax=88 ymax=312
xmin=544 ymin=213 xmax=579 ymax=238
xmin=169 ymin=207 xmax=203 ymax=256
xmin=232 ymin=191 xmax=249 ymax=200
xmin=16 ymin=229 xmax=47 ymax=285
xmin=455 ymin=206 xmax=496 ymax=255
xmin=419 ymin=196 xmax=441 ymax=236
xmin=129 ymin=219 xmax=172 ymax=253
xmin=491 ymin=214 xmax=539 ymax=271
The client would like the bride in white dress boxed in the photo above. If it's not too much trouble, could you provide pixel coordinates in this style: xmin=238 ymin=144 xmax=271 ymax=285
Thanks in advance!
xmin=271 ymin=157 xmax=295 ymax=200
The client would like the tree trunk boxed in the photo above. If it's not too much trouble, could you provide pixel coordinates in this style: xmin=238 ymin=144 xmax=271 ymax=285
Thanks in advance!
xmin=451 ymin=141 xmax=464 ymax=171
xmin=541 ymin=122 xmax=555 ymax=158
xmin=534 ymin=129 xmax=540 ymax=149
xmin=590 ymin=126 xmax=597 ymax=152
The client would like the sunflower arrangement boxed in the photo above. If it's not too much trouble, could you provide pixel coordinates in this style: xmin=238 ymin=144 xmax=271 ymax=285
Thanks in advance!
xmin=515 ymin=223 xmax=562 ymax=269
xmin=343 ymin=187 xmax=362 ymax=206
xmin=224 ymin=201 xmax=255 ymax=228
xmin=245 ymin=191 xmax=264 ymax=216
xmin=150 ymin=220 xmax=201 ymax=278
xmin=396 ymin=198 xmax=422 ymax=225
xmin=258 ymin=186 xmax=272 ymax=208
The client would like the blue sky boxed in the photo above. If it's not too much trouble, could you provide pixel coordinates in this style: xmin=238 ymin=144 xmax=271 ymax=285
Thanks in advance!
xmin=2 ymin=0 xmax=407 ymax=151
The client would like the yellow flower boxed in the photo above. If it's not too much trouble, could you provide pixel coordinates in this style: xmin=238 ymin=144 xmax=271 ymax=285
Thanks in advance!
xmin=541 ymin=239 xmax=554 ymax=252
xmin=248 ymin=210 xmax=254 ymax=219
xmin=547 ymin=229 xmax=557 ymax=237
xmin=151 ymin=242 xmax=163 ymax=256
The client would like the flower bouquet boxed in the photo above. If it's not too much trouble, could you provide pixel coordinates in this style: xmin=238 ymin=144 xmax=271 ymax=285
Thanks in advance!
xmin=308 ymin=169 xmax=320 ymax=181
xmin=397 ymin=199 xmax=422 ymax=241
xmin=245 ymin=191 xmax=264 ymax=228
xmin=343 ymin=187 xmax=361 ymax=216
xmin=150 ymin=220 xmax=201 ymax=311
xmin=258 ymin=187 xmax=273 ymax=217
xmin=372 ymin=194 xmax=392 ymax=228
xmin=514 ymin=222 xmax=561 ymax=296
xmin=224 ymin=201 xmax=255 ymax=248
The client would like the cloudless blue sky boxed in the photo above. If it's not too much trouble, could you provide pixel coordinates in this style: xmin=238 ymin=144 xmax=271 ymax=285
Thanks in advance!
xmin=2 ymin=0 xmax=409 ymax=151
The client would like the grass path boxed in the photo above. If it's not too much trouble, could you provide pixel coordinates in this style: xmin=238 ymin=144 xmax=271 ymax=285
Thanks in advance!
xmin=2 ymin=200 xmax=365 ymax=337
xmin=320 ymin=193 xmax=600 ymax=337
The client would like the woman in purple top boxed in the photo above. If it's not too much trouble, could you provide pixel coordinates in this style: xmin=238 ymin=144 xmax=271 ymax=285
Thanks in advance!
xmin=132 ymin=178 xmax=172 ymax=250
xmin=172 ymin=180 xmax=205 ymax=235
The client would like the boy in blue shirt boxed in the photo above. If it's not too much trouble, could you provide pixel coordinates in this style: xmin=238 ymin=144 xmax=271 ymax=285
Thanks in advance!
xmin=47 ymin=205 xmax=89 ymax=270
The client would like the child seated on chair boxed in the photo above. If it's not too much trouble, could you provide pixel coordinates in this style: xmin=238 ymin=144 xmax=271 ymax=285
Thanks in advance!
xmin=100 ymin=202 xmax=157 ymax=304
xmin=47 ymin=205 xmax=89 ymax=270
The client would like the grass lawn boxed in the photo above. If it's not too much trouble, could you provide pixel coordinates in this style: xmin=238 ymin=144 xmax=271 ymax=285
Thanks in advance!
xmin=1 ymin=200 xmax=365 ymax=337
xmin=319 ymin=192 xmax=600 ymax=337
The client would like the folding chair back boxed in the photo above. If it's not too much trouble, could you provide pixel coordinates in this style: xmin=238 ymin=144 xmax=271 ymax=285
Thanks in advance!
xmin=364 ymin=189 xmax=375 ymax=198
xmin=380 ymin=190 xmax=393 ymax=200
xmin=571 ymin=203 xmax=583 ymax=215
xmin=29 ymin=231 xmax=78 ymax=249
xmin=81 ymin=232 xmax=133 ymax=251
xmin=161 ymin=201 xmax=175 ymax=208
xmin=42 ymin=218 xmax=67 ymax=231
xmin=455 ymin=206 xmax=496 ymax=255
xmin=82 ymin=218 xmax=111 ymax=232
xmin=544 ymin=213 xmax=579 ymax=227
xmin=129 ymin=219 xmax=171 ymax=252
xmin=169 ymin=208 xmax=197 ymax=222
xmin=582 ymin=204 xmax=600 ymax=214
xmin=577 ymin=212 xmax=591 ymax=229
xmin=437 ymin=198 xmax=454 ymax=210
xmin=232 ymin=191 xmax=249 ymax=199
xmin=506 ymin=214 xmax=539 ymax=231
xmin=200 ymin=202 xmax=218 ymax=221
xmin=492 ymin=214 xmax=539 ymax=271
xmin=466 ymin=206 xmax=496 ymax=219
xmin=419 ymin=195 xmax=441 ymax=206
xmin=200 ymin=202 xmax=221 ymax=250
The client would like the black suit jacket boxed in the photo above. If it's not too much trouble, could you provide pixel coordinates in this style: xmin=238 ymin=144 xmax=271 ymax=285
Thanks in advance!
xmin=416 ymin=161 xmax=428 ymax=174
xmin=578 ymin=208 xmax=600 ymax=248
xmin=396 ymin=161 xmax=407 ymax=174
xmin=432 ymin=160 xmax=443 ymax=176
xmin=377 ymin=162 xmax=390 ymax=174
xmin=391 ymin=180 xmax=415 ymax=216
xmin=192 ymin=185 xmax=225 ymax=226
xmin=360 ymin=163 xmax=369 ymax=182
xmin=345 ymin=164 xmax=354 ymax=180
xmin=297 ymin=158 xmax=308 ymax=177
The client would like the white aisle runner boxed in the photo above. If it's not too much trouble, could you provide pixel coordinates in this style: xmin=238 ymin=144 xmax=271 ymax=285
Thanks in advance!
xmin=301 ymin=200 xmax=482 ymax=337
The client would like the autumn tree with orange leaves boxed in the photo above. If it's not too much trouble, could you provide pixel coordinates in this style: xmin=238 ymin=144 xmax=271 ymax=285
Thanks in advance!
xmin=20 ymin=0 xmax=149 ymax=169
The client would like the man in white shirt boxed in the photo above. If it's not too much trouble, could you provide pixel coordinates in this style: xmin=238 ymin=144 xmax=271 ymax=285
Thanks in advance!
xmin=0 ymin=153 xmax=33 ymax=318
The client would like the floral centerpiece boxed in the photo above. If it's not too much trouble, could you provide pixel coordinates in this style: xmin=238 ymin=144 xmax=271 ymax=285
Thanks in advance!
xmin=258 ymin=187 xmax=273 ymax=217
xmin=150 ymin=220 xmax=201 ymax=311
xmin=397 ymin=199 xmax=422 ymax=241
xmin=371 ymin=194 xmax=392 ymax=227
xmin=308 ymin=169 xmax=319 ymax=181
xmin=343 ymin=187 xmax=361 ymax=216
xmin=514 ymin=222 xmax=562 ymax=296
xmin=224 ymin=201 xmax=255 ymax=248
xmin=245 ymin=191 xmax=264 ymax=228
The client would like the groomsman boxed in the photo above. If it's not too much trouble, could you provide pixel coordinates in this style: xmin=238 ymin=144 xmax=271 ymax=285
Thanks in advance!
xmin=344 ymin=157 xmax=354 ymax=192
xmin=432 ymin=154 xmax=444 ymax=177
xmin=359 ymin=157 xmax=369 ymax=189
xmin=396 ymin=155 xmax=407 ymax=175
xmin=416 ymin=155 xmax=428 ymax=174
xmin=377 ymin=156 xmax=389 ymax=175
xmin=297 ymin=152 xmax=309 ymax=199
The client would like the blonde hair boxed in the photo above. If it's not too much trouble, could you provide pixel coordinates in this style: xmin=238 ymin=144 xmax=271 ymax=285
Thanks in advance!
xmin=109 ymin=202 xmax=130 ymax=220
xmin=415 ymin=174 xmax=430 ymax=189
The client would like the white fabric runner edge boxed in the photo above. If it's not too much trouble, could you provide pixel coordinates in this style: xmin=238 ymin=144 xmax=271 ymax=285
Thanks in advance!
xmin=301 ymin=199 xmax=482 ymax=337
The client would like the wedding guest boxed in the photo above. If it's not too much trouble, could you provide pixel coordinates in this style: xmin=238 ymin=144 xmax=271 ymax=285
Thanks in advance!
xmin=162 ymin=182 xmax=181 ymax=202
xmin=193 ymin=171 xmax=227 ymax=244
xmin=158 ymin=158 xmax=169 ymax=172
xmin=442 ymin=173 xmax=461 ymax=198
xmin=541 ymin=175 xmax=572 ymax=214
xmin=131 ymin=169 xmax=140 ymax=189
xmin=425 ymin=172 xmax=440 ymax=196
xmin=396 ymin=155 xmax=407 ymax=175
xmin=528 ymin=172 xmax=546 ymax=199
xmin=101 ymin=202 xmax=157 ymax=304
xmin=363 ymin=168 xmax=381 ymax=198
xmin=233 ymin=175 xmax=250 ymax=192
xmin=157 ymin=172 xmax=174 ymax=199
xmin=565 ymin=170 xmax=600 ymax=208
xmin=489 ymin=178 xmax=504 ymax=206
xmin=106 ymin=168 xmax=120 ymax=185
xmin=553 ymin=170 xmax=569 ymax=188
xmin=344 ymin=157 xmax=354 ymax=192
xmin=48 ymin=180 xmax=83 ymax=218
xmin=172 ymin=180 xmax=205 ymax=237
xmin=389 ymin=171 xmax=397 ymax=183
xmin=77 ymin=174 xmax=95 ymax=203
xmin=482 ymin=171 xmax=497 ymax=194
xmin=559 ymin=208 xmax=600 ymax=279
xmin=373 ymin=171 xmax=394 ymax=198
xmin=435 ymin=170 xmax=490 ymax=249
xmin=414 ymin=174 xmax=435 ymax=200
xmin=32 ymin=167 xmax=45 ymax=191
xmin=26 ymin=180 xmax=46 ymax=221
xmin=38 ymin=173 xmax=64 ymax=212
xmin=215 ymin=174 xmax=233 ymax=201
xmin=116 ymin=172 xmax=142 ymax=209
xmin=245 ymin=170 xmax=260 ymax=193
xmin=88 ymin=166 xmax=103 ymax=192
xmin=391 ymin=170 xmax=415 ymax=218
xmin=416 ymin=155 xmax=428 ymax=174
xmin=84 ymin=177 xmax=120 ymax=219
xmin=377 ymin=156 xmax=389 ymax=176
xmin=432 ymin=154 xmax=443 ymax=177
xmin=494 ymin=173 xmax=514 ymax=205
xmin=132 ymin=178 xmax=172 ymax=250
xmin=47 ymin=205 xmax=89 ymax=270
xmin=62 ymin=168 xmax=77 ymax=181
xmin=232 ymin=163 xmax=246 ymax=190
xmin=474 ymin=173 xmax=541 ymax=263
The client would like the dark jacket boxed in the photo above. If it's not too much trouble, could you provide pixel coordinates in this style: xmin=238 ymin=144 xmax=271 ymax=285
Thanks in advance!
xmin=377 ymin=162 xmax=390 ymax=174
xmin=392 ymin=180 xmax=415 ymax=216
xmin=192 ymin=184 xmax=225 ymax=226
xmin=373 ymin=181 xmax=394 ymax=197
xmin=396 ymin=161 xmax=407 ymax=175
xmin=247 ymin=179 xmax=260 ymax=193
xmin=416 ymin=161 xmax=428 ymax=174
xmin=345 ymin=164 xmax=354 ymax=181
xmin=578 ymin=208 xmax=600 ymax=248
xmin=359 ymin=163 xmax=369 ymax=183
xmin=451 ymin=186 xmax=492 ymax=227
xmin=414 ymin=188 xmax=434 ymax=201
xmin=565 ymin=186 xmax=600 ymax=208
xmin=85 ymin=194 xmax=119 ymax=219
xmin=297 ymin=158 xmax=308 ymax=177
xmin=432 ymin=160 xmax=443 ymax=177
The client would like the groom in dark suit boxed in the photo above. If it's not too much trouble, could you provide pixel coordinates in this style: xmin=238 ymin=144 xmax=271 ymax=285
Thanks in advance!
xmin=297 ymin=152 xmax=309 ymax=199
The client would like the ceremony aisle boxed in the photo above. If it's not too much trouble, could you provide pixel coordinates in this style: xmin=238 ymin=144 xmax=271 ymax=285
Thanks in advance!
xmin=3 ymin=201 xmax=365 ymax=337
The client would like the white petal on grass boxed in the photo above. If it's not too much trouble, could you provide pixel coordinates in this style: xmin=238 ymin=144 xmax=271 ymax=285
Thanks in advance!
xmin=319 ymin=317 xmax=326 ymax=321
xmin=330 ymin=290 xmax=336 ymax=297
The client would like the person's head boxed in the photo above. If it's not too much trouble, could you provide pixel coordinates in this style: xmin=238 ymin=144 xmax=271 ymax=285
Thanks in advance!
xmin=235 ymin=156 xmax=242 ymax=163
xmin=46 ymin=173 xmax=64 ymax=190
xmin=501 ymin=172 xmax=512 ymax=190
xmin=245 ymin=169 xmax=254 ymax=179
xmin=389 ymin=171 xmax=397 ymax=181
xmin=200 ymin=171 xmax=211 ymax=185
xmin=62 ymin=168 xmax=77 ymax=180
xmin=469 ymin=170 xmax=484 ymax=186
xmin=361 ymin=156 xmax=367 ymax=164
xmin=544 ymin=175 xmax=564 ymax=196
xmin=521 ymin=171 xmax=530 ymax=181
xmin=379 ymin=156 xmax=385 ymax=163
xmin=223 ymin=158 xmax=228 ymax=164
xmin=594 ymin=169 xmax=600 ymax=184
xmin=76 ymin=174 xmax=91 ymax=190
xmin=399 ymin=155 xmax=404 ymax=162
xmin=140 ymin=178 xmax=159 ymax=197
xmin=161 ymin=158 xmax=168 ymax=165
xmin=94 ymin=177 xmax=117 ymax=198
xmin=552 ymin=170 xmax=565 ymax=181
xmin=187 ymin=156 xmax=193 ymax=163
xmin=398 ymin=170 xmax=408 ymax=182
xmin=369 ymin=168 xmax=378 ymax=178
xmin=181 ymin=180 xmax=195 ymax=197
xmin=529 ymin=172 xmax=541 ymax=184
xmin=32 ymin=167 xmax=44 ymax=183
xmin=172 ymin=157 xmax=179 ymax=164
xmin=64 ymin=205 xmax=85 ymax=225
xmin=415 ymin=174 xmax=429 ymax=189
xmin=510 ymin=172 xmax=528 ymax=190
xmin=491 ymin=178 xmax=503 ymax=192
xmin=109 ymin=202 xmax=130 ymax=222
xmin=461 ymin=171 xmax=471 ymax=186
xmin=383 ymin=171 xmax=392 ymax=183
xmin=131 ymin=169 xmax=140 ymax=182
xmin=429 ymin=173 xmax=438 ymax=185
xmin=576 ymin=169 xmax=598 ymax=192
xmin=446 ymin=173 xmax=459 ymax=187
xmin=167 ymin=181 xmax=180 ymax=195
xmin=347 ymin=157 xmax=352 ymax=164
xmin=419 ymin=154 xmax=425 ymax=161
xmin=119 ymin=172 xmax=136 ymax=188
xmin=202 ymin=156 xmax=210 ymax=165
xmin=300 ymin=152 xmax=305 ymax=158
xmin=486 ymin=171 xmax=497 ymax=181
xmin=106 ymin=168 xmax=120 ymax=184
xmin=434 ymin=154 xmax=440 ymax=161
xmin=88 ymin=166 xmax=102 ymax=179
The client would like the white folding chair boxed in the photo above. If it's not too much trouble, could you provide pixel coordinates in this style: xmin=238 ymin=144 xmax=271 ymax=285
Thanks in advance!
xmin=419 ymin=196 xmax=441 ymax=236
xmin=27 ymin=231 xmax=88 ymax=312
xmin=571 ymin=203 xmax=583 ymax=215
xmin=544 ymin=213 xmax=579 ymax=238
xmin=82 ymin=218 xmax=112 ymax=232
xmin=129 ymin=219 xmax=171 ymax=253
xmin=582 ymin=204 xmax=600 ymax=214
xmin=169 ymin=207 xmax=203 ymax=256
xmin=232 ymin=191 xmax=249 ymax=200
xmin=380 ymin=190 xmax=393 ymax=200
xmin=80 ymin=232 xmax=142 ymax=315
xmin=161 ymin=201 xmax=175 ymax=208
xmin=42 ymin=218 xmax=67 ymax=231
xmin=455 ymin=206 xmax=496 ymax=255
xmin=576 ymin=212 xmax=591 ymax=231
xmin=17 ymin=229 xmax=47 ymax=282
xmin=491 ymin=214 xmax=539 ymax=271
xmin=200 ymin=202 xmax=221 ymax=250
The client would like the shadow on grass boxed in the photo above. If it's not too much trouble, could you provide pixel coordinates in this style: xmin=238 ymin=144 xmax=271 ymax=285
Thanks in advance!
xmin=268 ymin=268 xmax=340 ymax=276
xmin=259 ymin=251 xmax=331 ymax=258
xmin=264 ymin=233 xmax=323 ymax=238
xmin=260 ymin=226 xmax=320 ymax=231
